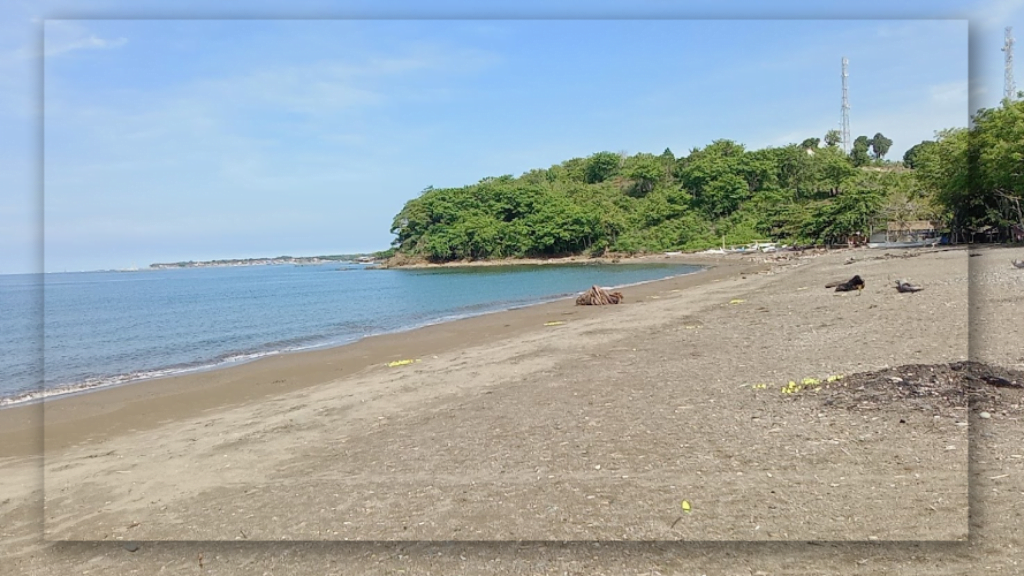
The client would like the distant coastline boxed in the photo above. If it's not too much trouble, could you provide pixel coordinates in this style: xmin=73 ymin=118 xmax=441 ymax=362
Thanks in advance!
xmin=149 ymin=253 xmax=379 ymax=269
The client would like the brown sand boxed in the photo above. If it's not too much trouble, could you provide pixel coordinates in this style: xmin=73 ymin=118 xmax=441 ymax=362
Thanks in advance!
xmin=3 ymin=245 xmax=1023 ymax=574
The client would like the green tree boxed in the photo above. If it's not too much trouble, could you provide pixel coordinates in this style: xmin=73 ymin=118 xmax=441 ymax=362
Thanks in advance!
xmin=803 ymin=176 xmax=885 ymax=244
xmin=913 ymin=127 xmax=970 ymax=237
xmin=816 ymin=145 xmax=857 ymax=194
xmin=824 ymin=129 xmax=842 ymax=147
xmin=676 ymin=140 xmax=750 ymax=218
xmin=850 ymin=135 xmax=871 ymax=167
xmin=914 ymin=99 xmax=1024 ymax=241
xmin=658 ymin=147 xmax=676 ymax=176
xmin=622 ymin=153 xmax=663 ymax=197
xmin=800 ymin=137 xmax=820 ymax=149
xmin=902 ymin=140 xmax=936 ymax=169
xmin=556 ymin=157 xmax=587 ymax=183
xmin=971 ymin=100 xmax=1024 ymax=234
xmin=584 ymin=152 xmax=622 ymax=184
xmin=870 ymin=132 xmax=893 ymax=159
xmin=769 ymin=144 xmax=817 ymax=199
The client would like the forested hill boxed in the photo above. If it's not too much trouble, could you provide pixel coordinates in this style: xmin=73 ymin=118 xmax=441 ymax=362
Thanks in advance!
xmin=386 ymin=99 xmax=1024 ymax=262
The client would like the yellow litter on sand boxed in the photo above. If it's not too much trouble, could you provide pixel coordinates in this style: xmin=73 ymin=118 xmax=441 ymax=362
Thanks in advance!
xmin=729 ymin=299 xmax=745 ymax=304
xmin=780 ymin=376 xmax=828 ymax=394
xmin=684 ymin=325 xmax=701 ymax=329
xmin=681 ymin=500 xmax=692 ymax=513
xmin=797 ymin=287 xmax=809 ymax=291
xmin=387 ymin=359 xmax=420 ymax=367
xmin=544 ymin=321 xmax=565 ymax=326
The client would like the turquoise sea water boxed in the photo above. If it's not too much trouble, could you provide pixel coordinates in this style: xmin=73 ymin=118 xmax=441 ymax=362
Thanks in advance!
xmin=0 ymin=261 xmax=701 ymax=406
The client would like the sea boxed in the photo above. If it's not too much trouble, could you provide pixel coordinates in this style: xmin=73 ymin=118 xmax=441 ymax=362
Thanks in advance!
xmin=0 ymin=261 xmax=702 ymax=407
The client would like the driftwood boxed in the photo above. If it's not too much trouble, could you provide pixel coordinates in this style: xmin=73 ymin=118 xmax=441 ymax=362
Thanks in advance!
xmin=826 ymin=275 xmax=865 ymax=292
xmin=895 ymin=279 xmax=924 ymax=293
xmin=576 ymin=285 xmax=624 ymax=305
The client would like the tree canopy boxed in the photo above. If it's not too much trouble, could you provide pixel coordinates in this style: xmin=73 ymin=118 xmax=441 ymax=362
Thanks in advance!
xmin=902 ymin=140 xmax=936 ymax=169
xmin=871 ymin=133 xmax=893 ymax=159
xmin=850 ymin=135 xmax=871 ymax=167
xmin=387 ymin=99 xmax=1024 ymax=261
xmin=800 ymin=137 xmax=820 ymax=149
xmin=913 ymin=99 xmax=1024 ymax=239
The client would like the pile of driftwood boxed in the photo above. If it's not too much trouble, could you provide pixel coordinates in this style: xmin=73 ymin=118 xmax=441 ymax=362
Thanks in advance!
xmin=576 ymin=285 xmax=624 ymax=305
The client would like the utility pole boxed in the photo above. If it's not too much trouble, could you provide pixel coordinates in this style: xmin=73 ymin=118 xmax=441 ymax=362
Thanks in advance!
xmin=1004 ymin=27 xmax=1016 ymax=101
xmin=841 ymin=57 xmax=851 ymax=154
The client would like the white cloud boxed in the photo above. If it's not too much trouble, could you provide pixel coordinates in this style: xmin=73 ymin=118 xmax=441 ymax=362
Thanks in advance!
xmin=42 ymin=20 xmax=127 ymax=58
xmin=46 ymin=34 xmax=127 ymax=57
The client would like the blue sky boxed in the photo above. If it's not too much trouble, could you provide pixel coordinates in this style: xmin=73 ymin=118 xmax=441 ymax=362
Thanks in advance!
xmin=1 ymin=1 xmax=1021 ymax=273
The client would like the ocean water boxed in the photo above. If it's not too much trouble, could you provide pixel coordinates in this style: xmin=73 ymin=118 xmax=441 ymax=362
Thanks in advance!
xmin=0 ymin=261 xmax=702 ymax=406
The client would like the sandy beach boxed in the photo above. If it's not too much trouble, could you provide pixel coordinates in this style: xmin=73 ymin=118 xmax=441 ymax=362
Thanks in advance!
xmin=3 ymin=245 xmax=1024 ymax=573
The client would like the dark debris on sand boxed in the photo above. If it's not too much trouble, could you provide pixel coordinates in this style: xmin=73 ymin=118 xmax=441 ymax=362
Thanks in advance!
xmin=806 ymin=361 xmax=1024 ymax=415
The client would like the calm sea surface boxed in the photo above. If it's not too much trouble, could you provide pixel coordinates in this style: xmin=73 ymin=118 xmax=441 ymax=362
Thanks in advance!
xmin=0 ymin=262 xmax=701 ymax=406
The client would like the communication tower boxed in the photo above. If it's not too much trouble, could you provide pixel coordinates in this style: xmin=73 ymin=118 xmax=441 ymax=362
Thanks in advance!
xmin=841 ymin=57 xmax=851 ymax=153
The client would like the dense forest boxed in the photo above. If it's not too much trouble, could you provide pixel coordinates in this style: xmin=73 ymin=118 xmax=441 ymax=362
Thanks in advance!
xmin=385 ymin=98 xmax=1024 ymax=262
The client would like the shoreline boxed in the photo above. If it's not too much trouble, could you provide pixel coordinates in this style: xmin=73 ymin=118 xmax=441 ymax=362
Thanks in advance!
xmin=0 ymin=258 xmax=754 ymax=459
xmin=377 ymin=251 xmax=732 ymax=269
xmin=0 ymin=261 xmax=708 ymax=411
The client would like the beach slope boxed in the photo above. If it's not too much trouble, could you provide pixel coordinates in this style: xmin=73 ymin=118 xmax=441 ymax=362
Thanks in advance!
xmin=4 ymin=246 xmax=1024 ymax=573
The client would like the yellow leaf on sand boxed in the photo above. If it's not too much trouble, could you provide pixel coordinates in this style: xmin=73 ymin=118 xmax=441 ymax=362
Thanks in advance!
xmin=681 ymin=500 xmax=692 ymax=513
xmin=387 ymin=359 xmax=419 ymax=367
xmin=729 ymin=299 xmax=745 ymax=304
xmin=544 ymin=321 xmax=565 ymax=326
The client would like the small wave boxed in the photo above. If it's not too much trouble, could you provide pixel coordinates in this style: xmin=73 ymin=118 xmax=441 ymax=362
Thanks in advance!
xmin=0 ymin=334 xmax=381 ymax=409
xmin=0 ymin=365 xmax=191 ymax=408
xmin=600 ymin=266 xmax=706 ymax=291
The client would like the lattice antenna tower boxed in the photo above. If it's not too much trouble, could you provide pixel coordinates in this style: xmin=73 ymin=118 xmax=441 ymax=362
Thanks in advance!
xmin=1004 ymin=27 xmax=1016 ymax=101
xmin=841 ymin=57 xmax=851 ymax=154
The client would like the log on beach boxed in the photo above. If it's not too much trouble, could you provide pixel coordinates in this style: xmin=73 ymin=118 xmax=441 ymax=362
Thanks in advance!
xmin=826 ymin=275 xmax=865 ymax=292
xmin=576 ymin=285 xmax=625 ymax=305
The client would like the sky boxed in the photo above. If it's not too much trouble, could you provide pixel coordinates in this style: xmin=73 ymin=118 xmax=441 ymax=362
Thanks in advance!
xmin=0 ymin=0 xmax=1021 ymax=274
